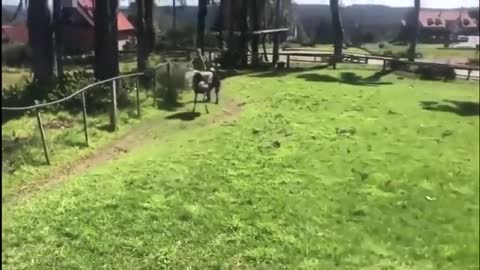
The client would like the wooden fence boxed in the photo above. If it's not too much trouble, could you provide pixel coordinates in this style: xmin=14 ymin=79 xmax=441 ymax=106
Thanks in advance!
xmin=2 ymin=62 xmax=171 ymax=165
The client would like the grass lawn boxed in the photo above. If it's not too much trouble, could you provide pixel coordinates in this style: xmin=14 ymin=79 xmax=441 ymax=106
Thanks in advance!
xmin=362 ymin=43 xmax=479 ymax=63
xmin=3 ymin=65 xmax=479 ymax=269
xmin=1 ymin=67 xmax=31 ymax=89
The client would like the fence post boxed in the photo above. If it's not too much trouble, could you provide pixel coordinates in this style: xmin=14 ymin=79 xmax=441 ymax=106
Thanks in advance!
xmin=34 ymin=100 xmax=50 ymax=165
xmin=287 ymin=55 xmax=290 ymax=68
xmin=153 ymin=70 xmax=157 ymax=107
xmin=314 ymin=56 xmax=316 ymax=63
xmin=167 ymin=62 xmax=172 ymax=96
xmin=135 ymin=78 xmax=141 ymax=117
xmin=81 ymin=91 xmax=89 ymax=146
xmin=110 ymin=79 xmax=118 ymax=131
xmin=467 ymin=69 xmax=471 ymax=80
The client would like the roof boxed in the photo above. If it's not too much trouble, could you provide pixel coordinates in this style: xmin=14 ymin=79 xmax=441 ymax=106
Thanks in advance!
xmin=77 ymin=0 xmax=134 ymax=31
xmin=418 ymin=9 xmax=477 ymax=29
xmin=2 ymin=24 xmax=28 ymax=44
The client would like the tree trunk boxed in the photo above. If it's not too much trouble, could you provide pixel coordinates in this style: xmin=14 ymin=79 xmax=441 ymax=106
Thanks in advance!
xmin=408 ymin=0 xmax=420 ymax=62
xmin=217 ymin=0 xmax=225 ymax=50
xmin=330 ymin=0 xmax=344 ymax=69
xmin=94 ymin=0 xmax=119 ymax=81
xmin=145 ymin=0 xmax=155 ymax=55
xmin=53 ymin=0 xmax=64 ymax=85
xmin=172 ymin=0 xmax=177 ymax=48
xmin=250 ymin=0 xmax=261 ymax=66
xmin=27 ymin=0 xmax=54 ymax=86
xmin=239 ymin=0 xmax=248 ymax=66
xmin=272 ymin=0 xmax=281 ymax=65
xmin=196 ymin=0 xmax=208 ymax=53
xmin=136 ymin=0 xmax=146 ymax=72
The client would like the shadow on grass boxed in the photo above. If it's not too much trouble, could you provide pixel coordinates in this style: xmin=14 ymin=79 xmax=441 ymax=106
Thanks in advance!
xmin=420 ymin=100 xmax=480 ymax=116
xmin=297 ymin=71 xmax=394 ymax=86
xmin=165 ymin=111 xmax=201 ymax=121
xmin=249 ymin=64 xmax=331 ymax=78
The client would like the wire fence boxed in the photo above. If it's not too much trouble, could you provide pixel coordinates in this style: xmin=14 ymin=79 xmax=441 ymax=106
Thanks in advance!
xmin=2 ymin=62 xmax=171 ymax=165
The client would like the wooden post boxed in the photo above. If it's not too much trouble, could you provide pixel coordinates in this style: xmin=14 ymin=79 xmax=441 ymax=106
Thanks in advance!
xmin=287 ymin=55 xmax=290 ymax=68
xmin=382 ymin=60 xmax=387 ymax=71
xmin=34 ymin=101 xmax=50 ymax=165
xmin=135 ymin=78 xmax=141 ymax=117
xmin=110 ymin=79 xmax=118 ymax=131
xmin=167 ymin=62 xmax=172 ymax=96
xmin=81 ymin=92 xmax=89 ymax=146
xmin=314 ymin=56 xmax=316 ymax=63
xmin=467 ymin=69 xmax=471 ymax=80
xmin=153 ymin=70 xmax=157 ymax=107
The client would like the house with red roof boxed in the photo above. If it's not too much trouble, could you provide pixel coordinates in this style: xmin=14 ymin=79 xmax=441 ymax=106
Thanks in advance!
xmin=2 ymin=24 xmax=29 ymax=44
xmin=399 ymin=9 xmax=478 ymax=43
xmin=62 ymin=0 xmax=135 ymax=53
xmin=2 ymin=0 xmax=135 ymax=53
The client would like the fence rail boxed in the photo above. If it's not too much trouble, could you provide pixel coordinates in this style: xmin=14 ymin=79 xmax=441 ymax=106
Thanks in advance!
xmin=2 ymin=61 xmax=171 ymax=165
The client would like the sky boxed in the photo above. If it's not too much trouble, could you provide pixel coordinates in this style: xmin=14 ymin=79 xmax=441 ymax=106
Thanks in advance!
xmin=3 ymin=0 xmax=479 ymax=8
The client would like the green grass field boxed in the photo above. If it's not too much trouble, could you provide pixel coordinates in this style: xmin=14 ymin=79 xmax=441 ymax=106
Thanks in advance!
xmin=285 ymin=43 xmax=479 ymax=64
xmin=3 ymin=65 xmax=479 ymax=269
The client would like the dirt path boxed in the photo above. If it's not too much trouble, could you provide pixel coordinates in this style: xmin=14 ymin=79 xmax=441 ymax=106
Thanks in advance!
xmin=7 ymin=96 xmax=243 ymax=206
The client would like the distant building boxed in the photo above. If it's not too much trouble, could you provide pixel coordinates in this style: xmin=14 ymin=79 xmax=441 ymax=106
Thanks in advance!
xmin=2 ymin=24 xmax=28 ymax=44
xmin=399 ymin=9 xmax=478 ymax=43
xmin=63 ymin=0 xmax=135 ymax=54
xmin=1 ymin=0 xmax=135 ymax=53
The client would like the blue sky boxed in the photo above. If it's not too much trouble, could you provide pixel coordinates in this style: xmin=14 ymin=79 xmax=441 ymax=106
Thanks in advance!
xmin=3 ymin=0 xmax=479 ymax=8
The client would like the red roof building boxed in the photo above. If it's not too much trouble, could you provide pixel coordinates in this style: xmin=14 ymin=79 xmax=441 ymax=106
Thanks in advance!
xmin=2 ymin=1 xmax=135 ymax=53
xmin=62 ymin=0 xmax=135 ymax=54
xmin=399 ymin=9 xmax=478 ymax=43
xmin=2 ymin=24 xmax=29 ymax=44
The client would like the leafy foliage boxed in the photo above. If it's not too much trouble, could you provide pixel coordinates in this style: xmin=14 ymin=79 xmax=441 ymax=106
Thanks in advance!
xmin=415 ymin=65 xmax=456 ymax=81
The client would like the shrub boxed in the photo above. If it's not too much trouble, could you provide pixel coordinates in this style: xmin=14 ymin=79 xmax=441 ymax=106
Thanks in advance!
xmin=415 ymin=65 xmax=456 ymax=81
xmin=378 ymin=42 xmax=385 ymax=49
xmin=1 ymin=69 xmax=143 ymax=123
xmin=2 ymin=43 xmax=31 ymax=67
xmin=153 ymin=63 xmax=189 ymax=107
xmin=467 ymin=58 xmax=479 ymax=66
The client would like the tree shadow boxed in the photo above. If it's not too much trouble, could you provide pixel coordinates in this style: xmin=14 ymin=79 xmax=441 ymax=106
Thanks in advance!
xmin=165 ymin=111 xmax=201 ymax=121
xmin=420 ymin=100 xmax=480 ymax=116
xmin=249 ymin=64 xmax=331 ymax=78
xmin=297 ymin=71 xmax=393 ymax=87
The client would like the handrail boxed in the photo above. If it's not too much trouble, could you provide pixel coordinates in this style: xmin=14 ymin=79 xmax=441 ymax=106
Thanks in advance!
xmin=2 ymin=72 xmax=145 ymax=111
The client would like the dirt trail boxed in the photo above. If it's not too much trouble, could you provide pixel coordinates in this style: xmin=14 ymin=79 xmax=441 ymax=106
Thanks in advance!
xmin=8 ymin=97 xmax=243 ymax=205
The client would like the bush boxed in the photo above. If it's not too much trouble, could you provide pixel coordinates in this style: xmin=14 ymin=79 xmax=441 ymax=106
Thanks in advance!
xmin=378 ymin=42 xmax=385 ymax=49
xmin=415 ymin=65 xmax=456 ymax=81
xmin=153 ymin=63 xmax=189 ymax=107
xmin=467 ymin=58 xmax=479 ymax=66
xmin=1 ymin=69 xmax=143 ymax=123
xmin=2 ymin=43 xmax=31 ymax=67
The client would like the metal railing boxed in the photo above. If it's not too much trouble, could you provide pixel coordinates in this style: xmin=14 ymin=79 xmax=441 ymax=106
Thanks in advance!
xmin=2 ymin=61 xmax=171 ymax=165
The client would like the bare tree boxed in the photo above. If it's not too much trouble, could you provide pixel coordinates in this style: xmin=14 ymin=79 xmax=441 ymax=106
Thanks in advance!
xmin=330 ymin=0 xmax=344 ymax=69
xmin=272 ymin=0 xmax=281 ymax=64
xmin=136 ymin=0 xmax=147 ymax=72
xmin=53 ymin=0 xmax=64 ymax=85
xmin=239 ymin=0 xmax=248 ymax=66
xmin=145 ymin=0 xmax=155 ymax=55
xmin=408 ymin=0 xmax=420 ymax=62
xmin=196 ymin=0 xmax=208 ymax=53
xmin=27 ymin=0 xmax=54 ymax=85
xmin=94 ymin=0 xmax=120 ymax=80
